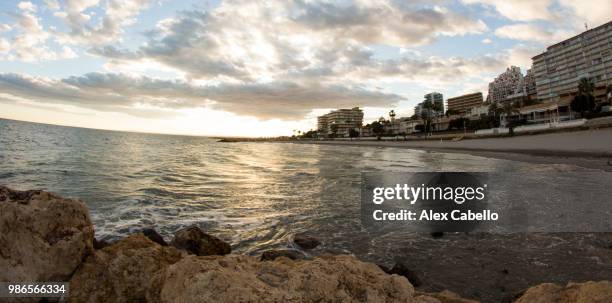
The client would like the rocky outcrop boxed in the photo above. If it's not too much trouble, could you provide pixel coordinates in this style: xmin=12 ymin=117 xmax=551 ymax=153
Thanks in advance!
xmin=293 ymin=233 xmax=321 ymax=250
xmin=513 ymin=281 xmax=612 ymax=303
xmin=69 ymin=233 xmax=184 ymax=303
xmin=0 ymin=186 xmax=94 ymax=283
xmin=170 ymin=225 xmax=231 ymax=256
xmin=147 ymin=254 xmax=416 ymax=303
xmin=3 ymin=186 xmax=611 ymax=303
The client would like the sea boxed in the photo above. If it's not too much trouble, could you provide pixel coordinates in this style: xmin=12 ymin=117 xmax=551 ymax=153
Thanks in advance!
xmin=1 ymin=118 xmax=610 ymax=301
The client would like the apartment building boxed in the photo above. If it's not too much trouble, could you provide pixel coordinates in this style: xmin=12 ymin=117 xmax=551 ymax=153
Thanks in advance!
xmin=487 ymin=66 xmax=523 ymax=104
xmin=446 ymin=92 xmax=484 ymax=114
xmin=414 ymin=92 xmax=445 ymax=117
xmin=532 ymin=21 xmax=612 ymax=103
xmin=317 ymin=107 xmax=364 ymax=137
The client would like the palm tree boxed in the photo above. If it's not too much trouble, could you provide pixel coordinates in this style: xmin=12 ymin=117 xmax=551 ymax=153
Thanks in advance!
xmin=571 ymin=77 xmax=596 ymax=117
xmin=501 ymin=102 xmax=520 ymax=135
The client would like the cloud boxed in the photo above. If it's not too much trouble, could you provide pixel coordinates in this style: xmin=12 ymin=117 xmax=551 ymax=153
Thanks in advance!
xmin=0 ymin=73 xmax=402 ymax=119
xmin=90 ymin=1 xmax=488 ymax=82
xmin=461 ymin=0 xmax=555 ymax=22
xmin=495 ymin=23 xmax=573 ymax=43
xmin=481 ymin=38 xmax=492 ymax=44
xmin=53 ymin=0 xmax=150 ymax=45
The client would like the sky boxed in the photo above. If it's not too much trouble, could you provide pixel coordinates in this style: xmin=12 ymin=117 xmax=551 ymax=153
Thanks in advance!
xmin=0 ymin=0 xmax=610 ymax=137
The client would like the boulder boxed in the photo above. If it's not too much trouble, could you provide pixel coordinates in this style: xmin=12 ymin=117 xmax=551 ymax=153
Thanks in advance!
xmin=385 ymin=262 xmax=422 ymax=287
xmin=170 ymin=225 xmax=231 ymax=256
xmin=93 ymin=237 xmax=110 ymax=250
xmin=142 ymin=228 xmax=167 ymax=246
xmin=293 ymin=233 xmax=321 ymax=250
xmin=260 ymin=249 xmax=306 ymax=261
xmin=0 ymin=186 xmax=94 ymax=283
xmin=147 ymin=254 xmax=416 ymax=303
xmin=514 ymin=281 xmax=612 ymax=303
xmin=69 ymin=233 xmax=184 ymax=303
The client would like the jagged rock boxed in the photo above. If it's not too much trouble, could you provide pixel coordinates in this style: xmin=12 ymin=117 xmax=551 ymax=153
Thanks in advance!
xmin=170 ymin=225 xmax=231 ymax=256
xmin=147 ymin=254 xmax=416 ymax=303
xmin=513 ymin=281 xmax=612 ymax=303
xmin=293 ymin=233 xmax=321 ymax=250
xmin=0 ymin=186 xmax=94 ymax=283
xmin=386 ymin=262 xmax=422 ymax=287
xmin=69 ymin=233 xmax=184 ymax=303
xmin=142 ymin=228 xmax=167 ymax=246
xmin=93 ymin=238 xmax=110 ymax=250
xmin=260 ymin=249 xmax=306 ymax=261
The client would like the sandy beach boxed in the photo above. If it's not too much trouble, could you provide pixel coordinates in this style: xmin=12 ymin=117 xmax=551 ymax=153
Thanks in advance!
xmin=292 ymin=128 xmax=612 ymax=171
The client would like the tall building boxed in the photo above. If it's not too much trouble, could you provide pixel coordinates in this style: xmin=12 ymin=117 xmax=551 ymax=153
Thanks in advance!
xmin=524 ymin=68 xmax=537 ymax=98
xmin=446 ymin=92 xmax=484 ymax=114
xmin=317 ymin=107 xmax=364 ymax=137
xmin=487 ymin=66 xmax=523 ymax=104
xmin=415 ymin=92 xmax=444 ymax=117
xmin=532 ymin=21 xmax=612 ymax=103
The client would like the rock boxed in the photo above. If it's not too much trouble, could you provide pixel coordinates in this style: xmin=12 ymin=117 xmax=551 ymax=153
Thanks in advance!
xmin=416 ymin=290 xmax=479 ymax=303
xmin=514 ymin=281 xmax=612 ymax=303
xmin=93 ymin=238 xmax=110 ymax=250
xmin=430 ymin=231 xmax=444 ymax=239
xmin=260 ymin=249 xmax=306 ymax=261
xmin=170 ymin=225 xmax=231 ymax=256
xmin=69 ymin=233 xmax=184 ymax=303
xmin=147 ymin=254 xmax=416 ymax=303
xmin=386 ymin=262 xmax=422 ymax=287
xmin=293 ymin=233 xmax=321 ymax=250
xmin=142 ymin=228 xmax=167 ymax=246
xmin=0 ymin=186 xmax=94 ymax=283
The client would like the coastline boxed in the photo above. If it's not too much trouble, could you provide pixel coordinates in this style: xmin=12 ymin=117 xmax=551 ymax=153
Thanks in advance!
xmin=281 ymin=128 xmax=612 ymax=171
xmin=2 ymin=185 xmax=611 ymax=302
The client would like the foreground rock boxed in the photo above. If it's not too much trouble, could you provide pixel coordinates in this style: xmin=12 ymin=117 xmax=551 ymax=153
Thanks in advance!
xmin=147 ymin=254 xmax=417 ymax=303
xmin=170 ymin=225 xmax=231 ymax=256
xmin=0 ymin=186 xmax=94 ymax=283
xmin=69 ymin=233 xmax=184 ymax=303
xmin=514 ymin=281 xmax=612 ymax=303
xmin=293 ymin=233 xmax=321 ymax=250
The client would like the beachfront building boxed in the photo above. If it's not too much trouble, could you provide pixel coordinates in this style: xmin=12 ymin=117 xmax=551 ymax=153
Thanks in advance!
xmin=446 ymin=92 xmax=484 ymax=115
xmin=518 ymin=100 xmax=572 ymax=124
xmin=532 ymin=21 xmax=612 ymax=104
xmin=317 ymin=107 xmax=364 ymax=137
xmin=414 ymin=92 xmax=445 ymax=118
xmin=487 ymin=66 xmax=523 ymax=104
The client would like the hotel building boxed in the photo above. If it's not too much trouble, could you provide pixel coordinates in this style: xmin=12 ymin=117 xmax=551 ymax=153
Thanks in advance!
xmin=317 ymin=107 xmax=364 ymax=137
xmin=446 ymin=92 xmax=484 ymax=114
xmin=487 ymin=66 xmax=523 ymax=104
xmin=414 ymin=92 xmax=445 ymax=117
xmin=532 ymin=21 xmax=612 ymax=103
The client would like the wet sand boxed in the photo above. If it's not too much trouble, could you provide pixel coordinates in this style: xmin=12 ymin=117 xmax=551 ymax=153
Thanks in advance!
xmin=293 ymin=128 xmax=612 ymax=171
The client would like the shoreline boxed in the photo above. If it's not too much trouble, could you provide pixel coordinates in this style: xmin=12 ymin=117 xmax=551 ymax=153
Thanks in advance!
xmin=273 ymin=128 xmax=612 ymax=171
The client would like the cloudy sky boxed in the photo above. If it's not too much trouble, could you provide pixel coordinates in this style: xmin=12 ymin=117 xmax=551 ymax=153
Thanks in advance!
xmin=0 ymin=0 xmax=609 ymax=136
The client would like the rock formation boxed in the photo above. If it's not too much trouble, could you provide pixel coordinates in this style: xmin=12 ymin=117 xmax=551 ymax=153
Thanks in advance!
xmin=69 ymin=233 xmax=184 ymax=303
xmin=513 ymin=281 xmax=612 ymax=303
xmin=170 ymin=225 xmax=231 ymax=256
xmin=0 ymin=186 xmax=93 ymax=283
xmin=1 ymin=186 xmax=611 ymax=303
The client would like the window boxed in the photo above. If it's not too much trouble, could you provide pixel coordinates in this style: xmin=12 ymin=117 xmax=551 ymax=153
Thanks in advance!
xmin=592 ymin=57 xmax=602 ymax=65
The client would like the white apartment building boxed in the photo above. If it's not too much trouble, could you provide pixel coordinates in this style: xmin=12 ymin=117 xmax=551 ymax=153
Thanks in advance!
xmin=532 ymin=21 xmax=612 ymax=102
xmin=487 ymin=66 xmax=523 ymax=104
xmin=317 ymin=107 xmax=364 ymax=137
